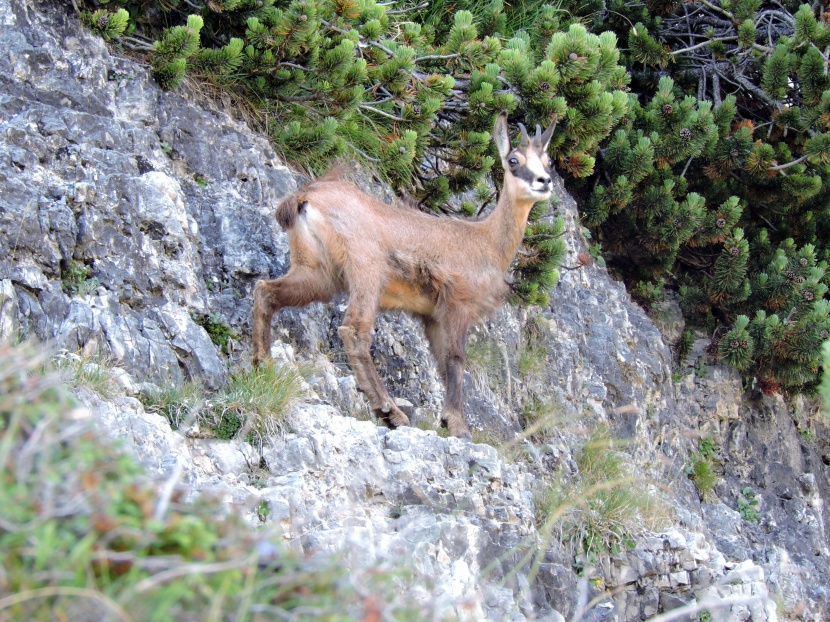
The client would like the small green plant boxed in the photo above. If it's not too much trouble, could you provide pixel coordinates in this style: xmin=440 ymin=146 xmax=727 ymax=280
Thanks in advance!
xmin=140 ymin=379 xmax=202 ymax=429
xmin=465 ymin=337 xmax=505 ymax=392
xmin=517 ymin=318 xmax=549 ymax=379
xmin=688 ymin=455 xmax=717 ymax=500
xmin=191 ymin=312 xmax=238 ymax=354
xmin=256 ymin=499 xmax=271 ymax=522
xmin=699 ymin=611 xmax=712 ymax=622
xmin=677 ymin=330 xmax=695 ymax=364
xmin=471 ymin=428 xmax=507 ymax=448
xmin=81 ymin=7 xmax=130 ymax=41
xmin=194 ymin=174 xmax=208 ymax=187
xmin=821 ymin=340 xmax=830 ymax=424
xmin=693 ymin=360 xmax=708 ymax=378
xmin=737 ymin=486 xmax=760 ymax=522
xmin=587 ymin=241 xmax=606 ymax=267
xmin=697 ymin=436 xmax=720 ymax=459
xmin=61 ymin=261 xmax=100 ymax=296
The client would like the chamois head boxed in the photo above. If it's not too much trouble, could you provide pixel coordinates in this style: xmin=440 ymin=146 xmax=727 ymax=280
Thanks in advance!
xmin=494 ymin=113 xmax=556 ymax=202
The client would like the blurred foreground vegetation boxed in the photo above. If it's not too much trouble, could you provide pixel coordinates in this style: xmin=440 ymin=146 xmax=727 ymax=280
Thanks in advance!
xmin=0 ymin=341 xmax=445 ymax=621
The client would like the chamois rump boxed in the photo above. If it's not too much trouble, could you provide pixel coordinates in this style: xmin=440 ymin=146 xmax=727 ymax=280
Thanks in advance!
xmin=252 ymin=113 xmax=556 ymax=439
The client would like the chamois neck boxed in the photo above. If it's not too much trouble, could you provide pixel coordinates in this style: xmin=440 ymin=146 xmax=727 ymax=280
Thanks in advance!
xmin=482 ymin=178 xmax=538 ymax=272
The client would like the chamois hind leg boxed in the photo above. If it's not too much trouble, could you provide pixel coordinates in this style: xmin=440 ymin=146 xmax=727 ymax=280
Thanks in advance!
xmin=252 ymin=267 xmax=333 ymax=366
xmin=439 ymin=313 xmax=472 ymax=440
xmin=421 ymin=316 xmax=447 ymax=383
xmin=338 ymin=296 xmax=410 ymax=429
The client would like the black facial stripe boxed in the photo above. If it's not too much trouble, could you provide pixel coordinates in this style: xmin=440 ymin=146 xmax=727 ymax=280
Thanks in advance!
xmin=509 ymin=151 xmax=551 ymax=183
xmin=511 ymin=162 xmax=551 ymax=184
xmin=514 ymin=165 xmax=537 ymax=184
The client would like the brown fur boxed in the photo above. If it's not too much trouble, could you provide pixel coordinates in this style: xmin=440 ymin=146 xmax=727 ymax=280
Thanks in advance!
xmin=252 ymin=113 xmax=557 ymax=439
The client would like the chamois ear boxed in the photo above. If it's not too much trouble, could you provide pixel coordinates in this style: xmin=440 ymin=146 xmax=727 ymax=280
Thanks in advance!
xmin=538 ymin=115 xmax=558 ymax=153
xmin=493 ymin=113 xmax=511 ymax=160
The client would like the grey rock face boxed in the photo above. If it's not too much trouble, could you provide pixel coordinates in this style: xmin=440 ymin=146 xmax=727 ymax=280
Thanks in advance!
xmin=1 ymin=0 xmax=829 ymax=620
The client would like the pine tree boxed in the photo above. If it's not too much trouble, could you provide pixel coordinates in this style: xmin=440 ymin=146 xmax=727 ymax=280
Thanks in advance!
xmin=571 ymin=0 xmax=830 ymax=390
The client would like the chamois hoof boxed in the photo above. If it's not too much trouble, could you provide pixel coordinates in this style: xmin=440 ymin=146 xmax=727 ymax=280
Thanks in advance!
xmin=376 ymin=404 xmax=410 ymax=429
xmin=251 ymin=352 xmax=270 ymax=368
xmin=440 ymin=416 xmax=472 ymax=441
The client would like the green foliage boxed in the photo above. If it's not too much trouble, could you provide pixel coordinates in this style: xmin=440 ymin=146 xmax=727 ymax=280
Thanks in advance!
xmin=82 ymin=8 xmax=130 ymax=40
xmin=737 ymin=486 xmax=760 ymax=522
xmin=191 ymin=312 xmax=238 ymax=354
xmin=821 ymin=340 xmax=830 ymax=423
xmin=684 ymin=435 xmax=724 ymax=505
xmin=53 ymin=350 xmax=119 ymax=399
xmin=688 ymin=454 xmax=717 ymax=500
xmin=697 ymin=436 xmax=720 ymax=459
xmin=62 ymin=260 xmax=100 ymax=296
xmin=0 ymin=341 xmax=442 ymax=621
xmin=574 ymin=0 xmax=830 ymax=391
xmin=677 ymin=330 xmax=695 ymax=364
xmin=512 ymin=203 xmax=566 ymax=306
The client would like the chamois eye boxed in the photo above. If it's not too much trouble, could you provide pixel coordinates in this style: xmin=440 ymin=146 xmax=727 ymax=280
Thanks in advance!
xmin=508 ymin=157 xmax=518 ymax=166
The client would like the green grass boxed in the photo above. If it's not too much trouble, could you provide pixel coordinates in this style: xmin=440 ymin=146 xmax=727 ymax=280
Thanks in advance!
xmin=521 ymin=397 xmax=563 ymax=439
xmin=140 ymin=380 xmax=203 ymax=429
xmin=535 ymin=426 xmax=669 ymax=559
xmin=210 ymin=363 xmax=304 ymax=444
xmin=53 ymin=350 xmax=118 ymax=399
xmin=139 ymin=364 xmax=303 ymax=444
xmin=0 ymin=340 xmax=446 ymax=621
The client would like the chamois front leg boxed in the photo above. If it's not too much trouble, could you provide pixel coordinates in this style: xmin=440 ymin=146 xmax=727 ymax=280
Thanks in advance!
xmin=440 ymin=317 xmax=472 ymax=440
xmin=339 ymin=304 xmax=410 ymax=429
xmin=252 ymin=267 xmax=333 ymax=366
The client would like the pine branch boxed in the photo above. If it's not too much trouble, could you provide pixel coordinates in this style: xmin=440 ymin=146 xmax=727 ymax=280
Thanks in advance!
xmin=670 ymin=37 xmax=738 ymax=56
xmin=769 ymin=155 xmax=808 ymax=171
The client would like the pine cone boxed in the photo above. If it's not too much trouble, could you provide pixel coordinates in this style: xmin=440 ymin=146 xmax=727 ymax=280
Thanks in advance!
xmin=729 ymin=246 xmax=739 ymax=256
xmin=680 ymin=128 xmax=692 ymax=140
xmin=662 ymin=103 xmax=673 ymax=115
xmin=716 ymin=218 xmax=726 ymax=228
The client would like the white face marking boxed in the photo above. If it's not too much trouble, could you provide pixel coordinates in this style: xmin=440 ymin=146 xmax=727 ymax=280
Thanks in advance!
xmin=507 ymin=149 xmax=552 ymax=201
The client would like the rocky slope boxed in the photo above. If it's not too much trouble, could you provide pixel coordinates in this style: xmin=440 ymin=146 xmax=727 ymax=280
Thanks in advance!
xmin=1 ymin=0 xmax=829 ymax=619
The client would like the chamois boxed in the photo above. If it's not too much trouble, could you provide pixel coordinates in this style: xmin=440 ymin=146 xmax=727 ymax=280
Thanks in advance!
xmin=252 ymin=113 xmax=556 ymax=439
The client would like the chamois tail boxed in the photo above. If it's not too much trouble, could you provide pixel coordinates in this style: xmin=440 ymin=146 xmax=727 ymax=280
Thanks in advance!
xmin=275 ymin=194 xmax=304 ymax=230
xmin=275 ymin=164 xmax=355 ymax=230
